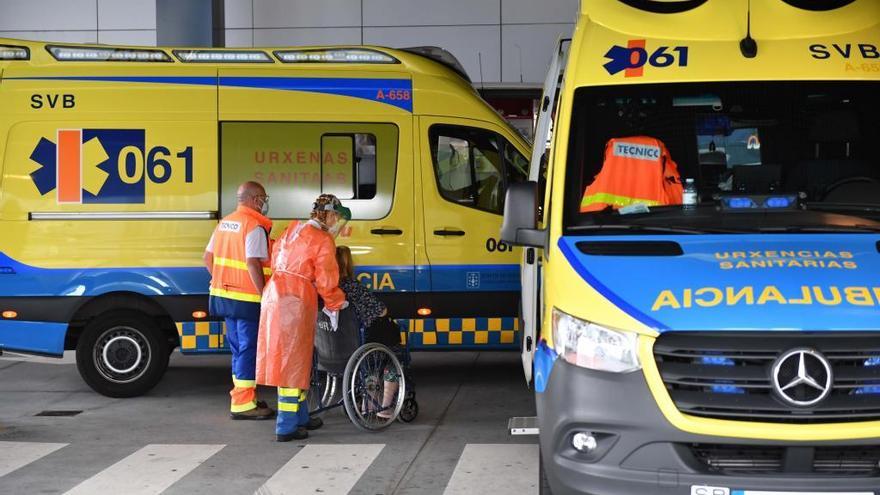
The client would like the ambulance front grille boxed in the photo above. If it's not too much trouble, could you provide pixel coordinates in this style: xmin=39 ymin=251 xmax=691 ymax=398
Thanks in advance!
xmin=654 ymin=333 xmax=880 ymax=424
xmin=690 ymin=444 xmax=880 ymax=476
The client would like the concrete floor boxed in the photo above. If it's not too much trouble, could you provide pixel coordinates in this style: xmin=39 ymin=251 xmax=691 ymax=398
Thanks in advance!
xmin=0 ymin=350 xmax=538 ymax=494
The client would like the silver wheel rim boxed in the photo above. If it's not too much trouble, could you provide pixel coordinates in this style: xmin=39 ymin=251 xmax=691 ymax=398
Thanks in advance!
xmin=347 ymin=345 xmax=405 ymax=428
xmin=93 ymin=326 xmax=151 ymax=384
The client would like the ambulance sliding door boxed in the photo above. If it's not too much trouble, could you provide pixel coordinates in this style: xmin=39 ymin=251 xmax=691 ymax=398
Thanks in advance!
xmin=218 ymin=69 xmax=416 ymax=317
xmin=416 ymin=116 xmax=528 ymax=348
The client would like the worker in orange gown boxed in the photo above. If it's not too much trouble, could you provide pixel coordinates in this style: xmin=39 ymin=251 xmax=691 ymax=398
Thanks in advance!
xmin=256 ymin=193 xmax=350 ymax=441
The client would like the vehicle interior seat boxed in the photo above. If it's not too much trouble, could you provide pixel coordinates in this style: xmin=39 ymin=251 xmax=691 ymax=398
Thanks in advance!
xmin=733 ymin=164 xmax=782 ymax=193
xmin=822 ymin=177 xmax=880 ymax=204
xmin=476 ymin=175 xmax=501 ymax=211
xmin=785 ymin=109 xmax=875 ymax=199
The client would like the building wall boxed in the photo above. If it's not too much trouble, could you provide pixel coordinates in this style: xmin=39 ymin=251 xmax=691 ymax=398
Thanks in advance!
xmin=224 ymin=0 xmax=578 ymax=84
xmin=0 ymin=0 xmax=577 ymax=84
xmin=0 ymin=0 xmax=157 ymax=46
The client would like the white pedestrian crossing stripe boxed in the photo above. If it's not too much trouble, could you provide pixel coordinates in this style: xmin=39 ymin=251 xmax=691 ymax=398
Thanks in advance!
xmin=255 ymin=444 xmax=385 ymax=495
xmin=0 ymin=442 xmax=539 ymax=494
xmin=0 ymin=441 xmax=67 ymax=478
xmin=443 ymin=444 xmax=539 ymax=495
xmin=63 ymin=444 xmax=224 ymax=495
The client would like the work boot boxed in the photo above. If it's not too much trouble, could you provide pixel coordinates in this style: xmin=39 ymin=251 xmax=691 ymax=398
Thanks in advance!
xmin=276 ymin=427 xmax=308 ymax=442
xmin=230 ymin=404 xmax=275 ymax=420
xmin=304 ymin=416 xmax=323 ymax=431
xmin=377 ymin=381 xmax=400 ymax=419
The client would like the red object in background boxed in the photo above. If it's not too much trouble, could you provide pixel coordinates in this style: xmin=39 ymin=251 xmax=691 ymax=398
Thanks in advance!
xmin=486 ymin=97 xmax=535 ymax=120
xmin=486 ymin=97 xmax=536 ymax=141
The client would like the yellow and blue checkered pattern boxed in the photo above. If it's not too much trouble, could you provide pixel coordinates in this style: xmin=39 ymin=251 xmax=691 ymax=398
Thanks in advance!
xmin=175 ymin=321 xmax=226 ymax=353
xmin=175 ymin=316 xmax=520 ymax=352
xmin=399 ymin=317 xmax=520 ymax=349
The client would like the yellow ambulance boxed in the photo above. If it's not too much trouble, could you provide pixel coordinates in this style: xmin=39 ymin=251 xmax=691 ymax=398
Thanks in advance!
xmin=0 ymin=39 xmax=530 ymax=396
xmin=503 ymin=0 xmax=880 ymax=493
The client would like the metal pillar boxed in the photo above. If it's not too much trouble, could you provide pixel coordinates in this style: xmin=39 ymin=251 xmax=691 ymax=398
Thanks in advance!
xmin=156 ymin=0 xmax=224 ymax=47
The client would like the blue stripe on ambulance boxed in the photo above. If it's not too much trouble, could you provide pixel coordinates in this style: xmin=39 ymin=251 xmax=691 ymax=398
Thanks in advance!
xmin=354 ymin=264 xmax=520 ymax=292
xmin=558 ymin=234 xmax=880 ymax=332
xmin=0 ymin=252 xmax=519 ymax=353
xmin=0 ymin=252 xmax=209 ymax=297
xmin=0 ymin=321 xmax=67 ymax=356
xmin=5 ymin=76 xmax=414 ymax=112
xmin=0 ymin=251 xmax=518 ymax=296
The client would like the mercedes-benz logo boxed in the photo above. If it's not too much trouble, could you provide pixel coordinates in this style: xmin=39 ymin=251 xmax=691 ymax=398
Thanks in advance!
xmin=771 ymin=349 xmax=833 ymax=407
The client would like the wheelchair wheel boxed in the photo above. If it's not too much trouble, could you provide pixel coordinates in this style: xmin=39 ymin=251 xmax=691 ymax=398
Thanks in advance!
xmin=309 ymin=369 xmax=338 ymax=413
xmin=342 ymin=343 xmax=405 ymax=432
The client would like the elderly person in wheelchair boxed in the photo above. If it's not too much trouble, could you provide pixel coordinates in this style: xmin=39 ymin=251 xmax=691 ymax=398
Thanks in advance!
xmin=311 ymin=246 xmax=418 ymax=432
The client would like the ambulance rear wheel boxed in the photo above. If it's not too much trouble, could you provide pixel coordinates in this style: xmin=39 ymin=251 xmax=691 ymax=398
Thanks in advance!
xmin=76 ymin=311 xmax=169 ymax=398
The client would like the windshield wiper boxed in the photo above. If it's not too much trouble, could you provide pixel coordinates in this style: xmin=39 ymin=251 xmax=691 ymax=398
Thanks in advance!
xmin=567 ymin=224 xmax=726 ymax=235
xmin=756 ymin=224 xmax=880 ymax=233
xmin=804 ymin=202 xmax=880 ymax=213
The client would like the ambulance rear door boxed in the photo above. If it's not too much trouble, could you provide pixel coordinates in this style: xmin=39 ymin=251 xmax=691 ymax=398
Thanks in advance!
xmin=521 ymin=38 xmax=568 ymax=384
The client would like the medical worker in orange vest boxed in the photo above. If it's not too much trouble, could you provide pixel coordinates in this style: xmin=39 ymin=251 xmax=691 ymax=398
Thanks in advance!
xmin=204 ymin=181 xmax=275 ymax=420
xmin=257 ymin=193 xmax=350 ymax=441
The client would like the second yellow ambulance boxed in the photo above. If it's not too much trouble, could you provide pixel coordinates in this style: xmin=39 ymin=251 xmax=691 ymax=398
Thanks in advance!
xmin=0 ymin=40 xmax=530 ymax=396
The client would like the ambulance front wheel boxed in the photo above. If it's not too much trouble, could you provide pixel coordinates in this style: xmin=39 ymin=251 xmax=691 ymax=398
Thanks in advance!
xmin=76 ymin=311 xmax=170 ymax=398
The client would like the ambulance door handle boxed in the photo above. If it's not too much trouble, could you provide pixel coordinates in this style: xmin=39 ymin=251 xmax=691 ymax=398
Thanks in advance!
xmin=370 ymin=228 xmax=403 ymax=236
xmin=433 ymin=228 xmax=465 ymax=237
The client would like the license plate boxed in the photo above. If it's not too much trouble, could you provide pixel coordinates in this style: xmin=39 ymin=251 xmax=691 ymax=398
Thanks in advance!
xmin=691 ymin=487 xmax=874 ymax=495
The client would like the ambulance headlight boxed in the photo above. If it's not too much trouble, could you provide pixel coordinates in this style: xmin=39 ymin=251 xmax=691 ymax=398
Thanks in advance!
xmin=551 ymin=308 xmax=640 ymax=373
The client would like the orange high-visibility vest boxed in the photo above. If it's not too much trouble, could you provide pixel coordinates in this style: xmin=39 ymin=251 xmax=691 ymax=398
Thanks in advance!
xmin=209 ymin=206 xmax=273 ymax=304
xmin=580 ymin=136 xmax=683 ymax=212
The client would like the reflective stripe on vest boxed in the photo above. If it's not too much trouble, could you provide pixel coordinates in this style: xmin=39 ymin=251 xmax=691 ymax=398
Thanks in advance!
xmin=579 ymin=192 xmax=663 ymax=211
xmin=214 ymin=256 xmax=273 ymax=276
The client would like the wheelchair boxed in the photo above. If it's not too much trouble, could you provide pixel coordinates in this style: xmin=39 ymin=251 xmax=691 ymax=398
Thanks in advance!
xmin=309 ymin=305 xmax=418 ymax=432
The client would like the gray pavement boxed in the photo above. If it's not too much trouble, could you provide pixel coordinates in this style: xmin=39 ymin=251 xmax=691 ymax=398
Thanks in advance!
xmin=0 ymin=350 xmax=538 ymax=495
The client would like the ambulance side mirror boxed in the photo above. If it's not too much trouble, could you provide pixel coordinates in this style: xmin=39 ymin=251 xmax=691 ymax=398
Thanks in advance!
xmin=501 ymin=181 xmax=546 ymax=248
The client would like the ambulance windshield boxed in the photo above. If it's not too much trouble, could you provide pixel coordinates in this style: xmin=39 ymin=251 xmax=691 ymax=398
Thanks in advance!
xmin=564 ymin=81 xmax=880 ymax=233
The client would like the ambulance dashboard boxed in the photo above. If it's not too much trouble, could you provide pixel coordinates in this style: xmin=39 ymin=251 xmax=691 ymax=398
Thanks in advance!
xmin=564 ymin=80 xmax=880 ymax=234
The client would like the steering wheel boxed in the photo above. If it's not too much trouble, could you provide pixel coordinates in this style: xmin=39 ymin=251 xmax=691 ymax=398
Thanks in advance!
xmin=822 ymin=176 xmax=880 ymax=201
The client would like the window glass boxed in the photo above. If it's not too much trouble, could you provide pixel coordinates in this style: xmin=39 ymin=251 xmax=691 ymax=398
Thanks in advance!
xmin=355 ymin=134 xmax=378 ymax=199
xmin=221 ymin=122 xmax=397 ymax=219
xmin=435 ymin=135 xmax=475 ymax=203
xmin=430 ymin=124 xmax=526 ymax=214
xmin=504 ymin=141 xmax=529 ymax=184
xmin=321 ymin=135 xmax=355 ymax=199
xmin=563 ymin=81 xmax=880 ymax=230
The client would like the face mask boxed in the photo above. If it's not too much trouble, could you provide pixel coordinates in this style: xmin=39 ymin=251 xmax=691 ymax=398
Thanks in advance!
xmin=258 ymin=197 xmax=269 ymax=216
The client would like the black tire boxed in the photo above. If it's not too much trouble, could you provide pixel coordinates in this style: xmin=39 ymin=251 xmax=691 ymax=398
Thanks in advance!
xmin=397 ymin=398 xmax=418 ymax=423
xmin=75 ymin=311 xmax=169 ymax=398
xmin=342 ymin=343 xmax=405 ymax=432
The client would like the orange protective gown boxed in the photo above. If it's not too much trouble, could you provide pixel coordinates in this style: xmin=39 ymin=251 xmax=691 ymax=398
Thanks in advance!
xmin=256 ymin=220 xmax=346 ymax=389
